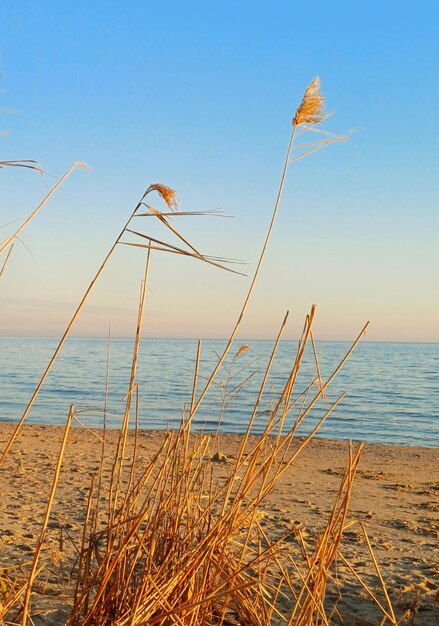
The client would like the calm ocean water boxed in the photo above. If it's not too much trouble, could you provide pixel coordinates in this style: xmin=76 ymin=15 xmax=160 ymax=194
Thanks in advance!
xmin=0 ymin=338 xmax=437 ymax=447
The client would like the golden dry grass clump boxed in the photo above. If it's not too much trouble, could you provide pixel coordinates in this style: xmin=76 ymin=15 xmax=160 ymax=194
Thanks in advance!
xmin=293 ymin=77 xmax=325 ymax=127
xmin=55 ymin=304 xmax=395 ymax=626
xmin=65 ymin=426 xmax=365 ymax=626
xmin=61 ymin=306 xmax=381 ymax=626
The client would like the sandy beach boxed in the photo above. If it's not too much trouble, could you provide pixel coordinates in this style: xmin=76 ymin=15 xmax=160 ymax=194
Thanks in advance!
xmin=0 ymin=424 xmax=438 ymax=625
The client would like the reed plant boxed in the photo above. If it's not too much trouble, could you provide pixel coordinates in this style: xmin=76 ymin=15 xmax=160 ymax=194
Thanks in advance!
xmin=1 ymin=78 xmax=88 ymax=277
xmin=0 ymin=78 xmax=405 ymax=625
xmin=62 ymin=310 xmax=382 ymax=626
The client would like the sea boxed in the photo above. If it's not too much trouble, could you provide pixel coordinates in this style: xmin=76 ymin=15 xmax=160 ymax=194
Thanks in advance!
xmin=0 ymin=338 xmax=437 ymax=447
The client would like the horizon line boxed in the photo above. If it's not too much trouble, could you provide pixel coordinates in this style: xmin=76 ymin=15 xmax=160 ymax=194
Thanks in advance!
xmin=0 ymin=335 xmax=437 ymax=345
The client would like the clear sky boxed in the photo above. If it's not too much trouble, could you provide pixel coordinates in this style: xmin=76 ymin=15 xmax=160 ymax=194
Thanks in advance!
xmin=1 ymin=1 xmax=438 ymax=342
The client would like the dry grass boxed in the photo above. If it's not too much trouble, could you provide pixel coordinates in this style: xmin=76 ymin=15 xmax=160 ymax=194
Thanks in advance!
xmin=0 ymin=162 xmax=88 ymax=258
xmin=0 ymin=78 xmax=404 ymax=625
xmin=56 ymin=306 xmax=393 ymax=626
xmin=0 ymin=570 xmax=28 ymax=622
xmin=1 ymin=307 xmax=399 ymax=625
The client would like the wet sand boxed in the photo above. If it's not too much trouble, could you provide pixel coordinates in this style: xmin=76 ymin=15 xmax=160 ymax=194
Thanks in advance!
xmin=0 ymin=424 xmax=438 ymax=625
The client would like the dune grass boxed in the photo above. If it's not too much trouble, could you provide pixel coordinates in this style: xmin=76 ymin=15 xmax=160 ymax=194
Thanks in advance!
xmin=0 ymin=78 xmax=406 ymax=625
xmin=61 ymin=312 xmax=380 ymax=626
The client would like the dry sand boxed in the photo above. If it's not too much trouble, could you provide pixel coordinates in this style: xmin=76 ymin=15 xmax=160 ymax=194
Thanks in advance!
xmin=0 ymin=424 xmax=438 ymax=625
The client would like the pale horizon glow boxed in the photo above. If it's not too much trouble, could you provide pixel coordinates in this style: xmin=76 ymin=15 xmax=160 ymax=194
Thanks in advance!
xmin=1 ymin=1 xmax=438 ymax=343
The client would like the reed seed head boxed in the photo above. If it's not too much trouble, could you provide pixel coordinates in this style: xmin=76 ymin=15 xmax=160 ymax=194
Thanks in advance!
xmin=236 ymin=344 xmax=250 ymax=357
xmin=293 ymin=77 xmax=325 ymax=127
xmin=146 ymin=183 xmax=179 ymax=211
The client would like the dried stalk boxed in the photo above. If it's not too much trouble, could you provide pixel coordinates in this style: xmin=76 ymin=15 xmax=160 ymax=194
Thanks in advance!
xmin=20 ymin=406 xmax=73 ymax=625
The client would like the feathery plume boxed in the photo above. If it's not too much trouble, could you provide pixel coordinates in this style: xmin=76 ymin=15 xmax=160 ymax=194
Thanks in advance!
xmin=293 ymin=77 xmax=325 ymax=127
xmin=146 ymin=183 xmax=179 ymax=211
xmin=236 ymin=344 xmax=251 ymax=357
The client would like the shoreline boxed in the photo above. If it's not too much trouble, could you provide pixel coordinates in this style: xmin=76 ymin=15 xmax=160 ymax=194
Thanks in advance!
xmin=1 ymin=422 xmax=438 ymax=450
xmin=1 ymin=424 xmax=438 ymax=624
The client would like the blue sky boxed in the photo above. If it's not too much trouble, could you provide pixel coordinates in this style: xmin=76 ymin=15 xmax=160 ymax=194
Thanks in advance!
xmin=1 ymin=1 xmax=438 ymax=341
